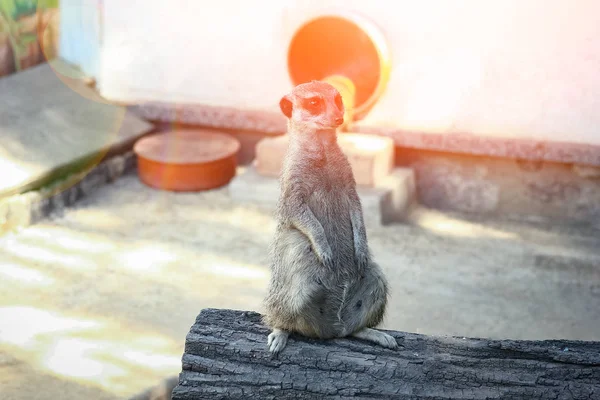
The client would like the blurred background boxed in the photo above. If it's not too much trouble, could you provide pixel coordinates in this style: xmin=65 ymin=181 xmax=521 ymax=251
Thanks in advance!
xmin=1 ymin=1 xmax=599 ymax=399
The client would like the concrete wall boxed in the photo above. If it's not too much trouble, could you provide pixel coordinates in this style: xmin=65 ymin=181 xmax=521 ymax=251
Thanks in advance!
xmin=61 ymin=0 xmax=600 ymax=155
xmin=59 ymin=0 xmax=101 ymax=78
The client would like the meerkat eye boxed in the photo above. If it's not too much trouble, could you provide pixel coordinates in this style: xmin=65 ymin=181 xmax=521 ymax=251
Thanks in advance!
xmin=355 ymin=300 xmax=362 ymax=309
xmin=303 ymin=96 xmax=323 ymax=115
xmin=334 ymin=93 xmax=344 ymax=110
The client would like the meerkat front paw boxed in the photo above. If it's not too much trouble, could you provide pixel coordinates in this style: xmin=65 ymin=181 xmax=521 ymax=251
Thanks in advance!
xmin=316 ymin=244 xmax=335 ymax=269
xmin=352 ymin=234 xmax=370 ymax=270
xmin=351 ymin=328 xmax=399 ymax=349
xmin=355 ymin=250 xmax=370 ymax=270
xmin=267 ymin=328 xmax=289 ymax=354
xmin=375 ymin=331 xmax=399 ymax=349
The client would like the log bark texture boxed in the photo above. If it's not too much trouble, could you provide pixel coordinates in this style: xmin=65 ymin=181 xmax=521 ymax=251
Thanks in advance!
xmin=172 ymin=308 xmax=600 ymax=400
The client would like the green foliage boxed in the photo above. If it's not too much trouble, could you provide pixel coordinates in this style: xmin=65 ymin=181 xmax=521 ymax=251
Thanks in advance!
xmin=19 ymin=32 xmax=35 ymax=44
xmin=13 ymin=0 xmax=37 ymax=19
xmin=0 ymin=0 xmax=17 ymax=20
xmin=0 ymin=0 xmax=57 ymax=73
xmin=0 ymin=0 xmax=59 ymax=20
xmin=39 ymin=0 xmax=59 ymax=9
xmin=0 ymin=0 xmax=36 ymax=20
xmin=15 ymin=31 xmax=35 ymax=52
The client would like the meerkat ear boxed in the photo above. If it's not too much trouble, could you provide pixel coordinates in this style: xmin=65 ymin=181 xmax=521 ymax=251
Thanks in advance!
xmin=279 ymin=95 xmax=293 ymax=118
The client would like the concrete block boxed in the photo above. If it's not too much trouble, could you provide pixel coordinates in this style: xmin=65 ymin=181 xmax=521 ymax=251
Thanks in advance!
xmin=416 ymin=161 xmax=500 ymax=214
xmin=254 ymin=133 xmax=395 ymax=187
xmin=0 ymin=198 xmax=8 ymax=229
xmin=254 ymin=135 xmax=287 ymax=178
xmin=228 ymin=165 xmax=416 ymax=226
xmin=341 ymin=133 xmax=395 ymax=187
xmin=0 ymin=191 xmax=40 ymax=233
xmin=228 ymin=166 xmax=281 ymax=208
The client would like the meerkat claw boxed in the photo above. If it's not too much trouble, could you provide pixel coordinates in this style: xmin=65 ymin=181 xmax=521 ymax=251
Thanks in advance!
xmin=379 ymin=332 xmax=399 ymax=349
xmin=351 ymin=328 xmax=398 ymax=349
xmin=316 ymin=244 xmax=334 ymax=269
xmin=321 ymin=252 xmax=335 ymax=269
xmin=268 ymin=329 xmax=289 ymax=354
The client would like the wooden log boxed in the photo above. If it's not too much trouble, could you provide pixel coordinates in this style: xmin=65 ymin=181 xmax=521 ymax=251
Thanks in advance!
xmin=172 ymin=308 xmax=600 ymax=400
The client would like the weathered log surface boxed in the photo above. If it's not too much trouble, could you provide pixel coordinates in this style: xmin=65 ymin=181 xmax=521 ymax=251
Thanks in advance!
xmin=172 ymin=308 xmax=600 ymax=400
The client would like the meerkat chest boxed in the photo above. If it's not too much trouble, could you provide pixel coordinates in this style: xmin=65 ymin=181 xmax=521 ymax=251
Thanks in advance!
xmin=313 ymin=148 xmax=351 ymax=186
xmin=307 ymin=158 xmax=354 ymax=233
xmin=308 ymin=161 xmax=347 ymax=194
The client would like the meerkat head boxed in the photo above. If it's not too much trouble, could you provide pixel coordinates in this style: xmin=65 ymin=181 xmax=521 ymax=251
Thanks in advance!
xmin=279 ymin=81 xmax=345 ymax=131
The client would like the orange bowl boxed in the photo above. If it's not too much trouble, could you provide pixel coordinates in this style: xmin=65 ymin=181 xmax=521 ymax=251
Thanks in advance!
xmin=133 ymin=129 xmax=240 ymax=192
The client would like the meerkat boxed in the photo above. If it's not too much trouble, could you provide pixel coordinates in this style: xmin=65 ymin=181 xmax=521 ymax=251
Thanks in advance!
xmin=262 ymin=81 xmax=398 ymax=353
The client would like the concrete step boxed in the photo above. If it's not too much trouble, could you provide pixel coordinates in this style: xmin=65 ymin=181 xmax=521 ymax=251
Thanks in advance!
xmin=254 ymin=133 xmax=395 ymax=187
xmin=227 ymin=165 xmax=417 ymax=227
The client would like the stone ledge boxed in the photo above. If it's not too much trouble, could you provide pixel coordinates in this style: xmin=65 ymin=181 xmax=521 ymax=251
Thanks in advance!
xmin=0 ymin=152 xmax=136 ymax=235
xmin=130 ymin=102 xmax=286 ymax=135
xmin=128 ymin=102 xmax=600 ymax=167
xmin=227 ymin=165 xmax=416 ymax=226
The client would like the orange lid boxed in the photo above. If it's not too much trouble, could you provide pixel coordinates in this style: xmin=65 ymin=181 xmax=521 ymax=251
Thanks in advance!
xmin=134 ymin=130 xmax=240 ymax=165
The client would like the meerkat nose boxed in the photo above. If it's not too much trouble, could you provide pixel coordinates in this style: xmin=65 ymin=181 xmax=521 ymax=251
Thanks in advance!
xmin=335 ymin=117 xmax=344 ymax=125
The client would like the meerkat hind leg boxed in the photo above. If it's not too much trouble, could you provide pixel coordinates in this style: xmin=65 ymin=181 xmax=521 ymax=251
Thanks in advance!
xmin=351 ymin=327 xmax=398 ymax=349
xmin=268 ymin=328 xmax=290 ymax=354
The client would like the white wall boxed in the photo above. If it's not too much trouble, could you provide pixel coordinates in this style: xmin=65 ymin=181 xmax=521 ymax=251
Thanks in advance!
xmin=63 ymin=0 xmax=600 ymax=146
xmin=58 ymin=0 xmax=101 ymax=79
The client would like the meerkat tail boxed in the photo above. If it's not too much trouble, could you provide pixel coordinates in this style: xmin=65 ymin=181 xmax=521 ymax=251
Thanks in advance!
xmin=351 ymin=327 xmax=398 ymax=349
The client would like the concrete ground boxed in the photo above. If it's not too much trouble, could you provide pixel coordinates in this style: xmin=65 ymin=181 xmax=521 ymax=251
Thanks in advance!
xmin=0 ymin=171 xmax=599 ymax=399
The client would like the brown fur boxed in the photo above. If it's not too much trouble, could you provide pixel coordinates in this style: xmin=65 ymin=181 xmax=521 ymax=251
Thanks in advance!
xmin=262 ymin=81 xmax=398 ymax=353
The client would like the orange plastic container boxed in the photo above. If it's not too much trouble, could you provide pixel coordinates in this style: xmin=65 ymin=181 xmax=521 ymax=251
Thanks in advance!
xmin=133 ymin=129 xmax=240 ymax=192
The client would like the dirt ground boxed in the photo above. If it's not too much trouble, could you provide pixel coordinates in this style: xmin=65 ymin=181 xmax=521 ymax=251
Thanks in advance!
xmin=1 ymin=172 xmax=599 ymax=399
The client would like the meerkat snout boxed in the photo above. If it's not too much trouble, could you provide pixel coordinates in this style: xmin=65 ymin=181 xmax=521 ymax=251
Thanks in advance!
xmin=279 ymin=81 xmax=345 ymax=130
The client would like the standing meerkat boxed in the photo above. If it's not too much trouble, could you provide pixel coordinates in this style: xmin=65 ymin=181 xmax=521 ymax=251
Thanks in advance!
xmin=263 ymin=81 xmax=398 ymax=353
